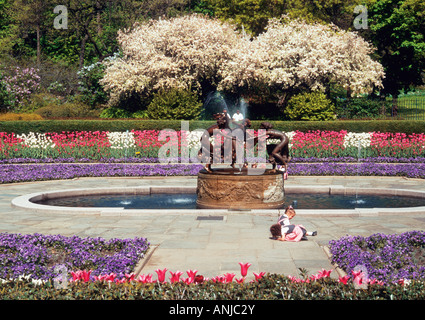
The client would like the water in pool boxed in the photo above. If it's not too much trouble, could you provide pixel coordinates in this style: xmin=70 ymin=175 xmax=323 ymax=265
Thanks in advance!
xmin=35 ymin=193 xmax=425 ymax=209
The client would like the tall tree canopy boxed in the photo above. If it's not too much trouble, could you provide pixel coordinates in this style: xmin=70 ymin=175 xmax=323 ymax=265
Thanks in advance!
xmin=365 ymin=0 xmax=425 ymax=97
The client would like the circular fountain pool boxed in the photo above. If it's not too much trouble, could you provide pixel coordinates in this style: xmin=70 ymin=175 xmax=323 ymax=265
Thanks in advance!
xmin=31 ymin=192 xmax=425 ymax=210
xmin=11 ymin=185 xmax=425 ymax=216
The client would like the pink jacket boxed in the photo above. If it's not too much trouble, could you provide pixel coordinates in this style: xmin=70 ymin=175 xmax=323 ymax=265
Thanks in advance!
xmin=283 ymin=225 xmax=306 ymax=242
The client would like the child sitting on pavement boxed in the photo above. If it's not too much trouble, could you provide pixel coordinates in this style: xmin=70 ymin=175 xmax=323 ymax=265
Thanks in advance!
xmin=270 ymin=205 xmax=317 ymax=242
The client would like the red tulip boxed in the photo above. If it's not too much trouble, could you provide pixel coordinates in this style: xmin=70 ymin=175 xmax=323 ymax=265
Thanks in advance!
xmin=253 ymin=272 xmax=266 ymax=281
xmin=239 ymin=262 xmax=251 ymax=277
xmin=194 ymin=275 xmax=204 ymax=284
xmin=338 ymin=275 xmax=350 ymax=285
xmin=155 ymin=268 xmax=168 ymax=282
xmin=102 ymin=273 xmax=116 ymax=283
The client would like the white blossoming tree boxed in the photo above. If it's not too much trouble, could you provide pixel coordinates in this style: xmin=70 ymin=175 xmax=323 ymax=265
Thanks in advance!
xmin=218 ymin=17 xmax=385 ymax=104
xmin=101 ymin=14 xmax=385 ymax=114
xmin=101 ymin=14 xmax=243 ymax=106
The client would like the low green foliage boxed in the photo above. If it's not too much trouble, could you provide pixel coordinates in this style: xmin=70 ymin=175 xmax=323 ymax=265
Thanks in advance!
xmin=285 ymin=92 xmax=336 ymax=121
xmin=34 ymin=102 xmax=101 ymax=119
xmin=100 ymin=106 xmax=134 ymax=119
xmin=335 ymin=97 xmax=392 ymax=119
xmin=147 ymin=88 xmax=203 ymax=120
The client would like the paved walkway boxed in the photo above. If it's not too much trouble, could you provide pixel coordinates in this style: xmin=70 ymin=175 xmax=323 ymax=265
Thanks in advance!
xmin=1 ymin=175 xmax=425 ymax=280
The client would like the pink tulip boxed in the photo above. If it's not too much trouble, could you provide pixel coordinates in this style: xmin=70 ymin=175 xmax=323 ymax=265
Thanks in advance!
xmin=186 ymin=269 xmax=198 ymax=281
xmin=136 ymin=273 xmax=153 ymax=283
xmin=317 ymin=268 xmax=332 ymax=278
xmin=105 ymin=273 xmax=117 ymax=283
xmin=310 ymin=274 xmax=320 ymax=281
xmin=70 ymin=270 xmax=92 ymax=282
xmin=116 ymin=278 xmax=127 ymax=284
xmin=233 ymin=276 xmax=243 ymax=283
xmin=125 ymin=273 xmax=136 ymax=282
xmin=182 ymin=277 xmax=193 ymax=284
xmin=155 ymin=268 xmax=168 ymax=282
xmin=82 ymin=270 xmax=92 ymax=282
xmin=93 ymin=274 xmax=104 ymax=282
xmin=239 ymin=262 xmax=251 ymax=277
xmin=224 ymin=273 xmax=235 ymax=283
xmin=169 ymin=271 xmax=183 ymax=283
xmin=338 ymin=275 xmax=350 ymax=285
xmin=369 ymin=278 xmax=384 ymax=286
xmin=352 ymin=270 xmax=366 ymax=286
xmin=253 ymin=272 xmax=266 ymax=281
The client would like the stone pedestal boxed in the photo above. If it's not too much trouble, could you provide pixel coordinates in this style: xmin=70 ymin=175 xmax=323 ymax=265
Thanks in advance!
xmin=196 ymin=168 xmax=284 ymax=209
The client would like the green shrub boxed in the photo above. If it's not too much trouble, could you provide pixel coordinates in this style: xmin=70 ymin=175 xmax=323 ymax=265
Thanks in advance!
xmin=34 ymin=101 xmax=100 ymax=119
xmin=147 ymin=88 xmax=202 ymax=120
xmin=77 ymin=61 xmax=108 ymax=107
xmin=0 ymin=113 xmax=43 ymax=121
xmin=285 ymin=92 xmax=336 ymax=121
xmin=0 ymin=73 xmax=15 ymax=112
xmin=335 ymin=97 xmax=391 ymax=119
xmin=100 ymin=106 xmax=133 ymax=119
xmin=21 ymin=92 xmax=62 ymax=113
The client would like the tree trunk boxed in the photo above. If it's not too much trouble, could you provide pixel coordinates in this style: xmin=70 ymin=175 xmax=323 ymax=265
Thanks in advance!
xmin=36 ymin=24 xmax=41 ymax=67
xmin=79 ymin=33 xmax=89 ymax=69
xmin=97 ymin=11 xmax=102 ymax=35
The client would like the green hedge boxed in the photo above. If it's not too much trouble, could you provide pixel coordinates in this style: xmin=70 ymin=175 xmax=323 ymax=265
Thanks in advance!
xmin=1 ymin=119 xmax=424 ymax=134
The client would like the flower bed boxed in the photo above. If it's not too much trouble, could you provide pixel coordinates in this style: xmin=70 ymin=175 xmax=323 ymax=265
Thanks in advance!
xmin=0 ymin=233 xmax=149 ymax=281
xmin=1 ymin=236 xmax=425 ymax=300
xmin=1 ymin=130 xmax=424 ymax=160
xmin=329 ymin=231 xmax=425 ymax=284
xmin=1 ymin=161 xmax=425 ymax=184
xmin=0 ymin=163 xmax=204 ymax=183
xmin=0 ymin=128 xmax=424 ymax=183
xmin=1 ymin=231 xmax=424 ymax=287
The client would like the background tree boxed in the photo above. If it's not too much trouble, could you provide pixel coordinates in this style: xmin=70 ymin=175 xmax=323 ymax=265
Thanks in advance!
xmin=208 ymin=0 xmax=289 ymax=35
xmin=285 ymin=0 xmax=363 ymax=30
xmin=10 ymin=0 xmax=49 ymax=66
xmin=101 ymin=14 xmax=243 ymax=110
xmin=218 ymin=17 xmax=385 ymax=109
xmin=207 ymin=0 xmax=365 ymax=36
xmin=364 ymin=0 xmax=425 ymax=106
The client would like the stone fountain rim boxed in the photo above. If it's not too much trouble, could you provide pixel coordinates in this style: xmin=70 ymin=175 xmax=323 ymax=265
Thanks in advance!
xmin=11 ymin=185 xmax=425 ymax=217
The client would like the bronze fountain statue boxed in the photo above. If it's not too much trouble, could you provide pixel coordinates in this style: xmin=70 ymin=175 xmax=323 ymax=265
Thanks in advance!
xmin=196 ymin=113 xmax=290 ymax=209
